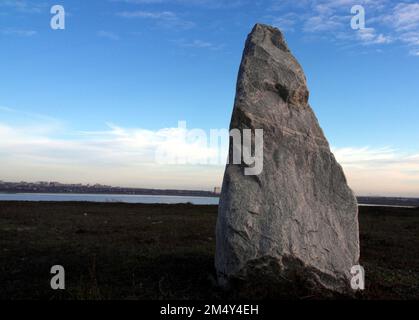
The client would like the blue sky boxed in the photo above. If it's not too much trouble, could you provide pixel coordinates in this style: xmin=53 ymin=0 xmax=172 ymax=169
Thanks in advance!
xmin=1 ymin=0 xmax=419 ymax=196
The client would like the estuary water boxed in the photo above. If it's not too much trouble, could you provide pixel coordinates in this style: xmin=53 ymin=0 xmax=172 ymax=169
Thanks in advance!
xmin=0 ymin=193 xmax=220 ymax=205
xmin=0 ymin=193 xmax=416 ymax=208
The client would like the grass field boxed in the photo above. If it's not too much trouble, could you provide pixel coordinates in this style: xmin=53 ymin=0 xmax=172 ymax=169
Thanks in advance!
xmin=0 ymin=202 xmax=418 ymax=300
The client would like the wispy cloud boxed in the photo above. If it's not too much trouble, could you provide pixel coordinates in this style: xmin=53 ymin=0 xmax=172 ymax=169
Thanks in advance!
xmin=333 ymin=146 xmax=419 ymax=197
xmin=269 ymin=12 xmax=300 ymax=32
xmin=1 ymin=106 xmax=419 ymax=195
xmin=110 ymin=0 xmax=247 ymax=9
xmin=388 ymin=3 xmax=419 ymax=32
xmin=333 ymin=146 xmax=399 ymax=165
xmin=117 ymin=10 xmax=195 ymax=29
xmin=409 ymin=48 xmax=419 ymax=56
xmin=172 ymin=38 xmax=224 ymax=50
xmin=356 ymin=27 xmax=393 ymax=45
xmin=97 ymin=30 xmax=120 ymax=40
xmin=1 ymin=28 xmax=37 ymax=37
xmin=303 ymin=15 xmax=345 ymax=33
xmin=117 ymin=10 xmax=175 ymax=19
xmin=0 ymin=0 xmax=47 ymax=13
xmin=268 ymin=0 xmax=408 ymax=54
xmin=376 ymin=3 xmax=419 ymax=55
xmin=0 ymin=108 xmax=224 ymax=189
xmin=0 ymin=106 xmax=61 ymax=126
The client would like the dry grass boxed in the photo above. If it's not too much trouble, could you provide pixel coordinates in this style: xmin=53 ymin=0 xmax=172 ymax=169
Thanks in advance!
xmin=0 ymin=201 xmax=418 ymax=300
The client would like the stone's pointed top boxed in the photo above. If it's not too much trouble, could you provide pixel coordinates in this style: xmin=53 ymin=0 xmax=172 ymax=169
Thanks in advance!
xmin=248 ymin=23 xmax=290 ymax=52
xmin=253 ymin=23 xmax=282 ymax=32
xmin=236 ymin=23 xmax=308 ymax=108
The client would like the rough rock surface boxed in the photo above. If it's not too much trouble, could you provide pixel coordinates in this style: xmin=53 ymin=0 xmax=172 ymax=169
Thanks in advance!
xmin=215 ymin=24 xmax=360 ymax=295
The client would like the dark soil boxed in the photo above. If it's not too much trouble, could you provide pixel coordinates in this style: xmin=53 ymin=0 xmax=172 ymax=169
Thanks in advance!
xmin=0 ymin=202 xmax=418 ymax=300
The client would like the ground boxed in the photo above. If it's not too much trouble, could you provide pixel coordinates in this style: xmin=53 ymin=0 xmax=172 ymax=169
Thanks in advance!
xmin=0 ymin=202 xmax=418 ymax=300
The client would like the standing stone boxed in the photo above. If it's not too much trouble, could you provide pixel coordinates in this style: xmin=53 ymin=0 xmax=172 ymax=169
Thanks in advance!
xmin=215 ymin=24 xmax=359 ymax=296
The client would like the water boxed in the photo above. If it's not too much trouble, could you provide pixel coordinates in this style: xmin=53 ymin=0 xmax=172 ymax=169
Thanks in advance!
xmin=358 ymin=204 xmax=416 ymax=209
xmin=0 ymin=193 xmax=220 ymax=205
xmin=0 ymin=193 xmax=416 ymax=208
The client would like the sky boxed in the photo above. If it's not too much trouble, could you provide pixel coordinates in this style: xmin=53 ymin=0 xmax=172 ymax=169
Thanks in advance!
xmin=0 ymin=0 xmax=419 ymax=196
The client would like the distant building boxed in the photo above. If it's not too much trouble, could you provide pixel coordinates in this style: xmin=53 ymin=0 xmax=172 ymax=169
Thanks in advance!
xmin=214 ymin=187 xmax=221 ymax=194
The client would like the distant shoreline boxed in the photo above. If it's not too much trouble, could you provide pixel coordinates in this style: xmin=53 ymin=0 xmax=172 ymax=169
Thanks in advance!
xmin=0 ymin=193 xmax=220 ymax=206
xmin=0 ymin=192 xmax=418 ymax=208
xmin=357 ymin=196 xmax=419 ymax=208
xmin=0 ymin=185 xmax=218 ymax=198
xmin=0 ymin=191 xmax=217 ymax=198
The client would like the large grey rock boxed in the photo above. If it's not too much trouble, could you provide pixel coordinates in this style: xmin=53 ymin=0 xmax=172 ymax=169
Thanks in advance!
xmin=215 ymin=24 xmax=360 ymax=295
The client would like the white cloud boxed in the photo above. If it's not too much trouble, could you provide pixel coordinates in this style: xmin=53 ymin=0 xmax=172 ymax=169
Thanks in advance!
xmin=1 ymin=108 xmax=418 ymax=195
xmin=391 ymin=3 xmax=419 ymax=32
xmin=110 ymin=0 xmax=247 ymax=9
xmin=269 ymin=0 xmax=410 ymax=54
xmin=181 ymin=39 xmax=213 ymax=48
xmin=117 ymin=10 xmax=175 ymax=18
xmin=356 ymin=28 xmax=392 ymax=45
xmin=97 ymin=30 xmax=120 ymax=40
xmin=172 ymin=38 xmax=224 ymax=50
xmin=270 ymin=12 xmax=300 ymax=31
xmin=373 ymin=2 xmax=419 ymax=55
xmin=303 ymin=15 xmax=345 ymax=32
xmin=400 ymin=31 xmax=419 ymax=46
xmin=0 ymin=121 xmax=223 ymax=166
xmin=117 ymin=10 xmax=195 ymax=29
xmin=0 ymin=0 xmax=46 ymax=13
xmin=333 ymin=146 xmax=419 ymax=197
xmin=311 ymin=0 xmax=388 ymax=12
xmin=333 ymin=146 xmax=401 ymax=167
xmin=0 ymin=106 xmax=62 ymax=129
xmin=409 ymin=48 xmax=419 ymax=56
xmin=0 ymin=108 xmax=226 ymax=189
xmin=1 ymin=28 xmax=37 ymax=37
